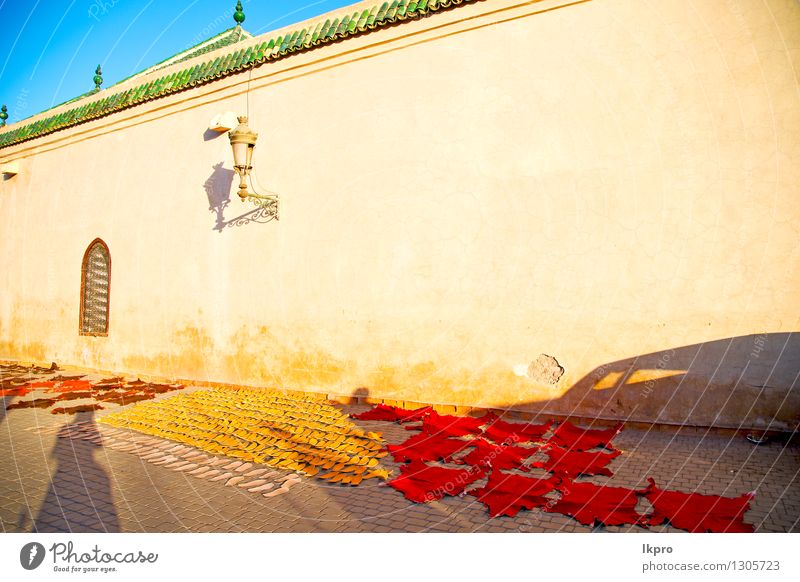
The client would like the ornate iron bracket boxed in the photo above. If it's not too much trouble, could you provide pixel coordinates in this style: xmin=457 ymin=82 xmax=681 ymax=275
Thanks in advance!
xmin=212 ymin=197 xmax=278 ymax=232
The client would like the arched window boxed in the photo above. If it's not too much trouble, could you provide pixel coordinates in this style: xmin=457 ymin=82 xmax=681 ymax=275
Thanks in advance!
xmin=79 ymin=239 xmax=111 ymax=336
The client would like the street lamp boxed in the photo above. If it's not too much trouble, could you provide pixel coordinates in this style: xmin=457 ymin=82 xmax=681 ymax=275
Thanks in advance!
xmin=228 ymin=115 xmax=258 ymax=201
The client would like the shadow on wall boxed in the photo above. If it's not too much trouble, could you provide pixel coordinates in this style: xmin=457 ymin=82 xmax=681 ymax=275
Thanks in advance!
xmin=204 ymin=162 xmax=234 ymax=231
xmin=29 ymin=411 xmax=120 ymax=532
xmin=531 ymin=333 xmax=800 ymax=430
xmin=203 ymin=128 xmax=223 ymax=142
xmin=204 ymin=163 xmax=278 ymax=232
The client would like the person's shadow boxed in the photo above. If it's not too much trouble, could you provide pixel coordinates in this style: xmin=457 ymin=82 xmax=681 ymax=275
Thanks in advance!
xmin=0 ymin=395 xmax=11 ymax=426
xmin=30 ymin=411 xmax=120 ymax=532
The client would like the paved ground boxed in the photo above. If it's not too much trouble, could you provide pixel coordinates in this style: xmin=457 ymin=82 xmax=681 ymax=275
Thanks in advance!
xmin=1 ymin=379 xmax=798 ymax=533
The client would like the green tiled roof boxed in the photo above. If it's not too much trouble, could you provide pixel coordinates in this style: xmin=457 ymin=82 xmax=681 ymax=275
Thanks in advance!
xmin=120 ymin=26 xmax=252 ymax=84
xmin=169 ymin=27 xmax=250 ymax=67
xmin=0 ymin=0 xmax=477 ymax=151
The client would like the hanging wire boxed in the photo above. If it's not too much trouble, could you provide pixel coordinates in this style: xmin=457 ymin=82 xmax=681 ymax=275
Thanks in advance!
xmin=242 ymin=61 xmax=278 ymax=207
xmin=246 ymin=66 xmax=253 ymax=120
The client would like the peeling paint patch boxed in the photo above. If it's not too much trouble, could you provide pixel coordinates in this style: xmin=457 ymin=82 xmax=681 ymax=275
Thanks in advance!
xmin=527 ymin=354 xmax=564 ymax=385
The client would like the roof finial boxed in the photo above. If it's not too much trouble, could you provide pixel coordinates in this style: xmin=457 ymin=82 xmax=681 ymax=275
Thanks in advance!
xmin=0 ymin=104 xmax=7 ymax=127
xmin=233 ymin=1 xmax=245 ymax=26
xmin=93 ymin=65 xmax=103 ymax=90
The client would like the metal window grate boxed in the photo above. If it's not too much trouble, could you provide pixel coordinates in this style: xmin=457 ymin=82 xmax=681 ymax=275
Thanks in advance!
xmin=80 ymin=240 xmax=110 ymax=335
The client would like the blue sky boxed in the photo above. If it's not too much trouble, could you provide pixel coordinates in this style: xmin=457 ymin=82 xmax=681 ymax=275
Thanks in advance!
xmin=0 ymin=0 xmax=356 ymax=124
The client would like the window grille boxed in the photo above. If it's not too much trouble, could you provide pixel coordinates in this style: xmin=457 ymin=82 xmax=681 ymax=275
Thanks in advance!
xmin=80 ymin=239 xmax=110 ymax=336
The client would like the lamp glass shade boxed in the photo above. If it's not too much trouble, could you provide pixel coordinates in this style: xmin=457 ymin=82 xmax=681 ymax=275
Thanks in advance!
xmin=228 ymin=115 xmax=258 ymax=168
xmin=232 ymin=141 xmax=249 ymax=168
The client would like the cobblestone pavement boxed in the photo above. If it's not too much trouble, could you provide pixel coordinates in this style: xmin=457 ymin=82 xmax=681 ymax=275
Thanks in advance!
xmin=1 ymin=391 xmax=798 ymax=533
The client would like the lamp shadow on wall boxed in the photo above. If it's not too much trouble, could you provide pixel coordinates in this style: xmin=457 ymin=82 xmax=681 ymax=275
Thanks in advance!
xmin=29 ymin=410 xmax=120 ymax=532
xmin=205 ymin=162 xmax=234 ymax=231
xmin=204 ymin=162 xmax=277 ymax=232
xmin=522 ymin=332 xmax=800 ymax=430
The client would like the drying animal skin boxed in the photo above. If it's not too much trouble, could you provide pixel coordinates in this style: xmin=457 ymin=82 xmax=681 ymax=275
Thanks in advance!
xmin=544 ymin=480 xmax=645 ymax=526
xmin=387 ymin=432 xmax=475 ymax=464
xmin=642 ymin=477 xmax=755 ymax=533
xmin=459 ymin=438 xmax=537 ymax=472
xmin=547 ymin=421 xmax=623 ymax=451
xmin=469 ymin=471 xmax=561 ymax=518
xmin=416 ymin=411 xmax=497 ymax=438
xmin=387 ymin=460 xmax=484 ymax=503
xmin=482 ymin=418 xmax=552 ymax=444
xmin=532 ymin=444 xmax=621 ymax=477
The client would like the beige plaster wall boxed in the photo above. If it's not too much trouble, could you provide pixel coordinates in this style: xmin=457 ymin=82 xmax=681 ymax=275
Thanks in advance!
xmin=1 ymin=0 xmax=799 ymax=429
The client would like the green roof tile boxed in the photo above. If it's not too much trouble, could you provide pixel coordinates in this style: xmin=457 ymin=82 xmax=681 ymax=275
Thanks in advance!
xmin=242 ymin=47 xmax=254 ymax=66
xmin=325 ymin=20 xmax=339 ymax=40
xmin=377 ymin=3 xmax=390 ymax=22
xmin=279 ymin=33 xmax=292 ymax=52
xmin=367 ymin=6 xmax=379 ymax=26
xmin=311 ymin=22 xmax=324 ymax=43
xmin=138 ymin=82 xmax=151 ymax=99
xmin=255 ymin=41 xmax=268 ymax=60
xmin=228 ymin=49 xmax=244 ymax=70
xmin=270 ymin=36 xmax=281 ymax=53
xmin=347 ymin=13 xmax=360 ymax=33
xmin=206 ymin=57 xmax=219 ymax=77
xmin=295 ymin=28 xmax=308 ymax=49
xmin=319 ymin=20 xmax=332 ymax=39
xmin=173 ymin=69 xmax=189 ymax=89
xmin=162 ymin=72 xmax=177 ymax=91
xmin=196 ymin=60 xmax=213 ymax=82
xmin=219 ymin=52 xmax=235 ymax=72
xmin=130 ymin=84 xmax=143 ymax=102
xmin=357 ymin=9 xmax=370 ymax=30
